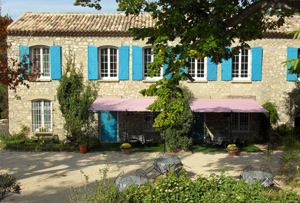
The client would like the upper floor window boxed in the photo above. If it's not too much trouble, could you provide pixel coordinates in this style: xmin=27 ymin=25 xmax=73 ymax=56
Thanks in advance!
xmin=99 ymin=47 xmax=118 ymax=79
xmin=143 ymin=47 xmax=163 ymax=79
xmin=231 ymin=113 xmax=250 ymax=133
xmin=232 ymin=49 xmax=251 ymax=80
xmin=187 ymin=57 xmax=207 ymax=80
xmin=32 ymin=100 xmax=52 ymax=132
xmin=30 ymin=46 xmax=50 ymax=79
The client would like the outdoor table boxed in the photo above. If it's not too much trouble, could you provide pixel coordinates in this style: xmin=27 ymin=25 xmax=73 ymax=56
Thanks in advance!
xmin=240 ymin=170 xmax=274 ymax=187
xmin=128 ymin=134 xmax=146 ymax=145
xmin=115 ymin=175 xmax=148 ymax=191
xmin=155 ymin=157 xmax=182 ymax=175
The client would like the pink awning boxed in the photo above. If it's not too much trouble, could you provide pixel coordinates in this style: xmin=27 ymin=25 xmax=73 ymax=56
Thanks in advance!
xmin=89 ymin=98 xmax=268 ymax=113
xmin=89 ymin=98 xmax=156 ymax=112
xmin=190 ymin=99 xmax=268 ymax=113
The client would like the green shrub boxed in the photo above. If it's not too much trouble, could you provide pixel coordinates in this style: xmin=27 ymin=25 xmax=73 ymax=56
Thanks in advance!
xmin=160 ymin=86 xmax=194 ymax=152
xmin=70 ymin=167 xmax=300 ymax=203
xmin=0 ymin=173 xmax=21 ymax=202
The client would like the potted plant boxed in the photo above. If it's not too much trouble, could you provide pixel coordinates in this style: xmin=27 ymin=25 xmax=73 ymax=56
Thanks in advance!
xmin=227 ymin=144 xmax=238 ymax=156
xmin=77 ymin=135 xmax=88 ymax=153
xmin=120 ymin=143 xmax=132 ymax=154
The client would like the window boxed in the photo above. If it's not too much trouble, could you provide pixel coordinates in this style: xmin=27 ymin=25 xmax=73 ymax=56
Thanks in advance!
xmin=232 ymin=49 xmax=251 ymax=80
xmin=30 ymin=46 xmax=50 ymax=78
xmin=231 ymin=113 xmax=250 ymax=133
xmin=32 ymin=100 xmax=52 ymax=132
xmin=143 ymin=112 xmax=159 ymax=132
xmin=143 ymin=47 xmax=163 ymax=79
xmin=99 ymin=47 xmax=118 ymax=79
xmin=187 ymin=57 xmax=207 ymax=80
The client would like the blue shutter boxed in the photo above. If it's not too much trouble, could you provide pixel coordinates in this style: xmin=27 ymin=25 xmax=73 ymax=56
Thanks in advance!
xmin=50 ymin=45 xmax=61 ymax=79
xmin=132 ymin=46 xmax=143 ymax=80
xmin=163 ymin=64 xmax=171 ymax=79
xmin=287 ymin=47 xmax=297 ymax=81
xmin=221 ymin=47 xmax=232 ymax=81
xmin=207 ymin=57 xmax=217 ymax=80
xmin=251 ymin=47 xmax=262 ymax=81
xmin=88 ymin=46 xmax=98 ymax=80
xmin=19 ymin=45 xmax=29 ymax=76
xmin=118 ymin=46 xmax=129 ymax=80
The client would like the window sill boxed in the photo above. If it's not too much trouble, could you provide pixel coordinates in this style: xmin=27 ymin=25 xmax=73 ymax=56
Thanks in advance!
xmin=187 ymin=80 xmax=208 ymax=83
xmin=231 ymin=80 xmax=252 ymax=84
xmin=36 ymin=78 xmax=52 ymax=82
xmin=142 ymin=80 xmax=159 ymax=83
xmin=97 ymin=79 xmax=120 ymax=83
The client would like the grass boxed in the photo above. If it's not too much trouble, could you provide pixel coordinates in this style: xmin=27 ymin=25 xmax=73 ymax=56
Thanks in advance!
xmin=91 ymin=142 xmax=262 ymax=153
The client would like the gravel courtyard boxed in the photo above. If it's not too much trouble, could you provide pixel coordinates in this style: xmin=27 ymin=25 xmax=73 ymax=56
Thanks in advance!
xmin=0 ymin=147 xmax=283 ymax=203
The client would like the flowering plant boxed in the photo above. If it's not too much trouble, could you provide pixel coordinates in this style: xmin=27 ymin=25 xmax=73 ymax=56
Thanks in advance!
xmin=120 ymin=143 xmax=132 ymax=149
xmin=38 ymin=126 xmax=47 ymax=132
xmin=227 ymin=144 xmax=238 ymax=151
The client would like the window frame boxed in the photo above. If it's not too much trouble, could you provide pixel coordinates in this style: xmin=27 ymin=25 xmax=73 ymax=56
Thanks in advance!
xmin=143 ymin=112 xmax=159 ymax=133
xmin=143 ymin=47 xmax=163 ymax=80
xmin=98 ymin=46 xmax=119 ymax=80
xmin=187 ymin=57 xmax=207 ymax=80
xmin=31 ymin=100 xmax=53 ymax=132
xmin=231 ymin=113 xmax=250 ymax=133
xmin=30 ymin=46 xmax=50 ymax=79
xmin=231 ymin=48 xmax=252 ymax=80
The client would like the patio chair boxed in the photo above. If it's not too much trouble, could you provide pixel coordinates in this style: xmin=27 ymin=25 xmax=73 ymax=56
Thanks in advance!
xmin=129 ymin=138 xmax=141 ymax=147
xmin=260 ymin=164 xmax=275 ymax=187
xmin=145 ymin=164 xmax=162 ymax=182
xmin=145 ymin=135 xmax=154 ymax=147
xmin=120 ymin=132 xmax=128 ymax=143
xmin=136 ymin=169 xmax=149 ymax=182
xmin=240 ymin=165 xmax=254 ymax=183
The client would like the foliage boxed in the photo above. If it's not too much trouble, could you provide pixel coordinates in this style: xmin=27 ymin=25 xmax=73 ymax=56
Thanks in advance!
xmin=0 ymin=125 xmax=29 ymax=144
xmin=275 ymin=124 xmax=300 ymax=183
xmin=0 ymin=84 xmax=7 ymax=118
xmin=0 ymin=12 xmax=41 ymax=90
xmin=75 ymin=0 xmax=300 ymax=132
xmin=259 ymin=102 xmax=278 ymax=143
xmin=120 ymin=143 xmax=131 ymax=149
xmin=262 ymin=102 xmax=279 ymax=124
xmin=57 ymin=52 xmax=98 ymax=139
xmin=282 ymin=30 xmax=300 ymax=74
xmin=160 ymin=85 xmax=193 ymax=151
xmin=227 ymin=144 xmax=238 ymax=151
xmin=70 ymin=166 xmax=300 ymax=203
xmin=0 ymin=173 xmax=21 ymax=201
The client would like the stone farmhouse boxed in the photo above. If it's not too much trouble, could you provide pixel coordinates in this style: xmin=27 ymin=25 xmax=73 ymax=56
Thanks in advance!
xmin=6 ymin=12 xmax=300 ymax=143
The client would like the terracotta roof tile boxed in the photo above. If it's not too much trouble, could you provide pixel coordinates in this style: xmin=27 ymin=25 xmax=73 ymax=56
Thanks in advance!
xmin=8 ymin=12 xmax=155 ymax=37
xmin=7 ymin=12 xmax=300 ymax=38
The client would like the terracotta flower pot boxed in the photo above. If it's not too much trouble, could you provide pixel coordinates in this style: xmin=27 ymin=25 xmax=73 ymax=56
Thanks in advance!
xmin=228 ymin=150 xmax=238 ymax=156
xmin=79 ymin=145 xmax=88 ymax=153
xmin=121 ymin=148 xmax=131 ymax=154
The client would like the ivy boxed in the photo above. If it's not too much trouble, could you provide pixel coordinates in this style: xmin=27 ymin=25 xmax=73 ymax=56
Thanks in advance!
xmin=57 ymin=53 xmax=98 ymax=137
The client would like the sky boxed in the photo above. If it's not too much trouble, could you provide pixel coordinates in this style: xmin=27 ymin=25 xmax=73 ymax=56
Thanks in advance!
xmin=1 ymin=0 xmax=120 ymax=20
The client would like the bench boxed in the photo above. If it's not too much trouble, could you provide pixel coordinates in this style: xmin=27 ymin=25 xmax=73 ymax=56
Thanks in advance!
xmin=32 ymin=132 xmax=55 ymax=141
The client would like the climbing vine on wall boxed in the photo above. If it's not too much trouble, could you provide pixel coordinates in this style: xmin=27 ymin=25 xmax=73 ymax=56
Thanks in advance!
xmin=57 ymin=53 xmax=98 ymax=137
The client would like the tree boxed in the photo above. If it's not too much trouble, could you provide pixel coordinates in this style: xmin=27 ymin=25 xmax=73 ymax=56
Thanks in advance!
xmin=56 ymin=52 xmax=98 ymax=139
xmin=161 ymin=85 xmax=194 ymax=151
xmin=75 ymin=0 xmax=300 ymax=130
xmin=0 ymin=10 xmax=40 ymax=91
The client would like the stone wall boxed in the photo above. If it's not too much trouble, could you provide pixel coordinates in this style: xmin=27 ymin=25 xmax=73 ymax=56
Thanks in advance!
xmin=7 ymin=35 xmax=299 ymax=141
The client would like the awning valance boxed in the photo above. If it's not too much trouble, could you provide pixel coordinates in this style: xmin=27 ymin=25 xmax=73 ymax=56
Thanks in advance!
xmin=89 ymin=98 xmax=268 ymax=113
xmin=89 ymin=98 xmax=156 ymax=112
xmin=189 ymin=99 xmax=268 ymax=113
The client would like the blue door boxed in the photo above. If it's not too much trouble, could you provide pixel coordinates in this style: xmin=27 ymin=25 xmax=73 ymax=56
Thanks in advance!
xmin=100 ymin=111 xmax=118 ymax=142
xmin=192 ymin=113 xmax=204 ymax=143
